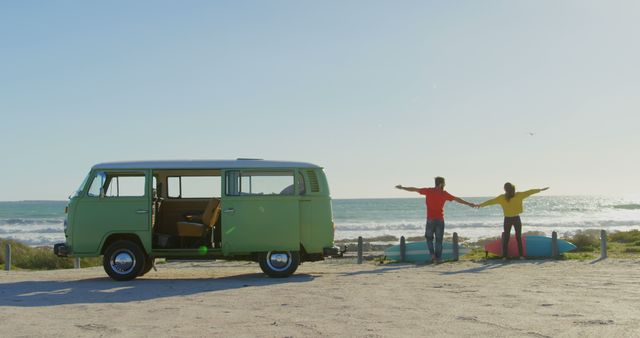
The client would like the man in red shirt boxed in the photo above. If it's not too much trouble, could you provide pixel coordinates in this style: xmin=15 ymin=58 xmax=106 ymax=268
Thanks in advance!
xmin=396 ymin=177 xmax=476 ymax=263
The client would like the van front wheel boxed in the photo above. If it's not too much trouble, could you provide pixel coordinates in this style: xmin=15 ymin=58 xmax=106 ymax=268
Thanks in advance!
xmin=138 ymin=256 xmax=154 ymax=277
xmin=259 ymin=251 xmax=300 ymax=278
xmin=103 ymin=240 xmax=145 ymax=281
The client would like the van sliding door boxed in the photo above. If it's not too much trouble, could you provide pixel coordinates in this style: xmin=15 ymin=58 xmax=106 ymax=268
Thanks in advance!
xmin=221 ymin=170 xmax=299 ymax=255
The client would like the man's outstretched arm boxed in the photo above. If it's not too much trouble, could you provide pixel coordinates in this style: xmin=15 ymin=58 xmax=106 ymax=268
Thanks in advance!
xmin=453 ymin=196 xmax=477 ymax=208
xmin=395 ymin=185 xmax=422 ymax=192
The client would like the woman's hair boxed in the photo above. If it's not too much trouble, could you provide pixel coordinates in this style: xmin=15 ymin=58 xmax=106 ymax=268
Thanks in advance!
xmin=504 ymin=182 xmax=516 ymax=201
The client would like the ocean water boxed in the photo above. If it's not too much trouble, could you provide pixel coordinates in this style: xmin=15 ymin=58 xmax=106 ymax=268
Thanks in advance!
xmin=0 ymin=201 xmax=68 ymax=246
xmin=333 ymin=196 xmax=640 ymax=241
xmin=2 ymin=196 xmax=640 ymax=246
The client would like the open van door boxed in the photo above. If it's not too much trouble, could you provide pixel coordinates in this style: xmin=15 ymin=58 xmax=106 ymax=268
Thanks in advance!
xmin=72 ymin=170 xmax=151 ymax=254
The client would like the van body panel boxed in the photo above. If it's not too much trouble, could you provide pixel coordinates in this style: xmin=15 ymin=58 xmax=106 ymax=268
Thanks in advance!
xmin=151 ymin=248 xmax=222 ymax=258
xmin=307 ymin=197 xmax=334 ymax=253
xmin=221 ymin=196 xmax=300 ymax=255
xmin=69 ymin=231 xmax=152 ymax=257
xmin=299 ymin=169 xmax=334 ymax=252
xmin=299 ymin=199 xmax=313 ymax=250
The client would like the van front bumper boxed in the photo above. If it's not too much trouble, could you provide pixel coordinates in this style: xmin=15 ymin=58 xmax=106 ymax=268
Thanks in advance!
xmin=53 ymin=243 xmax=69 ymax=257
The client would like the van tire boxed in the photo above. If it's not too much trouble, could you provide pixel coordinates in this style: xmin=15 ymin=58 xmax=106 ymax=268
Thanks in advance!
xmin=259 ymin=251 xmax=300 ymax=278
xmin=138 ymin=256 xmax=154 ymax=277
xmin=103 ymin=240 xmax=145 ymax=281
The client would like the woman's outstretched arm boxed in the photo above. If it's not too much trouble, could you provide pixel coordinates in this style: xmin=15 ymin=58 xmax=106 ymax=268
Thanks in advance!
xmin=521 ymin=187 xmax=549 ymax=198
xmin=478 ymin=196 xmax=501 ymax=208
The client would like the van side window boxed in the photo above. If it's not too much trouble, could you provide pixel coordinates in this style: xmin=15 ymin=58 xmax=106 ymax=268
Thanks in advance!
xmin=105 ymin=175 xmax=146 ymax=197
xmin=226 ymin=171 xmax=294 ymax=196
xmin=167 ymin=176 xmax=221 ymax=198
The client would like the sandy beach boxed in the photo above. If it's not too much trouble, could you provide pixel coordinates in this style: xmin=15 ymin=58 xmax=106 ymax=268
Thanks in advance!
xmin=1 ymin=258 xmax=639 ymax=337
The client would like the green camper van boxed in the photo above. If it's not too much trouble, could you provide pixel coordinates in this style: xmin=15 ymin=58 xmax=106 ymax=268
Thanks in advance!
xmin=54 ymin=159 xmax=338 ymax=280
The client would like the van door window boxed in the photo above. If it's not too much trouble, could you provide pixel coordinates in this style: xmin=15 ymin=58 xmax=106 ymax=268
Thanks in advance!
xmin=226 ymin=171 xmax=294 ymax=196
xmin=105 ymin=175 xmax=146 ymax=197
xmin=167 ymin=176 xmax=221 ymax=198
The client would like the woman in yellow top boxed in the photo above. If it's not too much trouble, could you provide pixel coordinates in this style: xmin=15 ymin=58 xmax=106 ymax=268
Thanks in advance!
xmin=478 ymin=183 xmax=549 ymax=260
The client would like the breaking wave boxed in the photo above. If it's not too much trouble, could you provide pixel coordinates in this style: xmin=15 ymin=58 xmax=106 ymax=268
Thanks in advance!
xmin=612 ymin=204 xmax=640 ymax=210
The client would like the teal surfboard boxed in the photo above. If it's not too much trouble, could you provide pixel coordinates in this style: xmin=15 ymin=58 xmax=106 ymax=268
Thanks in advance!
xmin=384 ymin=241 xmax=470 ymax=263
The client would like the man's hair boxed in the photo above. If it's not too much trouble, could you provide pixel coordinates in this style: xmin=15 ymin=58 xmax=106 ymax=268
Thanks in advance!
xmin=435 ymin=176 xmax=445 ymax=187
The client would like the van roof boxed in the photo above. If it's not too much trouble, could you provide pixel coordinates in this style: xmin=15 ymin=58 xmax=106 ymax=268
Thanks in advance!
xmin=92 ymin=159 xmax=321 ymax=170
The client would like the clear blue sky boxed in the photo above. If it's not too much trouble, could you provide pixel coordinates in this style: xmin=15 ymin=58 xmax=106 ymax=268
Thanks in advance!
xmin=1 ymin=1 xmax=639 ymax=200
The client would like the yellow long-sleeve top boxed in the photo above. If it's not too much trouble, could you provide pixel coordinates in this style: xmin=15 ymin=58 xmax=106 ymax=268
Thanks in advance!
xmin=479 ymin=189 xmax=542 ymax=217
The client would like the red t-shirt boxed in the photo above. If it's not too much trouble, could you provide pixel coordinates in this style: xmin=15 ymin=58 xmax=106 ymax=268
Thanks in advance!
xmin=418 ymin=188 xmax=455 ymax=220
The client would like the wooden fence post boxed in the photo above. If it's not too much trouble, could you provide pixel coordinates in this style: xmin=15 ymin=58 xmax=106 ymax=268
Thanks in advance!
xmin=4 ymin=243 xmax=10 ymax=271
xmin=453 ymin=232 xmax=459 ymax=261
xmin=357 ymin=236 xmax=363 ymax=264
xmin=74 ymin=257 xmax=81 ymax=269
xmin=600 ymin=230 xmax=607 ymax=259
xmin=551 ymin=231 xmax=558 ymax=258
xmin=400 ymin=236 xmax=406 ymax=263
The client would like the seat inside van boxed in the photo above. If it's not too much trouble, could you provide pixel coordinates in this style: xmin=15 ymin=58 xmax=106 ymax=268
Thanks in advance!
xmin=176 ymin=198 xmax=221 ymax=237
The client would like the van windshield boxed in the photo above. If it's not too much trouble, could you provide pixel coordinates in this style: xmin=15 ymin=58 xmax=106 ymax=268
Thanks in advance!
xmin=72 ymin=172 xmax=91 ymax=198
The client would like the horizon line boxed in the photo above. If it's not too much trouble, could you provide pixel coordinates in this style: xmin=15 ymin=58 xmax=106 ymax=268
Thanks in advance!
xmin=0 ymin=194 xmax=629 ymax=203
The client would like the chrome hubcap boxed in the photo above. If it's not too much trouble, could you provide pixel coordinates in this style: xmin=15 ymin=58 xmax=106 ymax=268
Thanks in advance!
xmin=111 ymin=250 xmax=135 ymax=275
xmin=266 ymin=252 xmax=292 ymax=272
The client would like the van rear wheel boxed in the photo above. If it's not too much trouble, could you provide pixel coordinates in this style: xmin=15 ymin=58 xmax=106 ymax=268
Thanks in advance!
xmin=103 ymin=240 xmax=145 ymax=281
xmin=259 ymin=251 xmax=300 ymax=278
